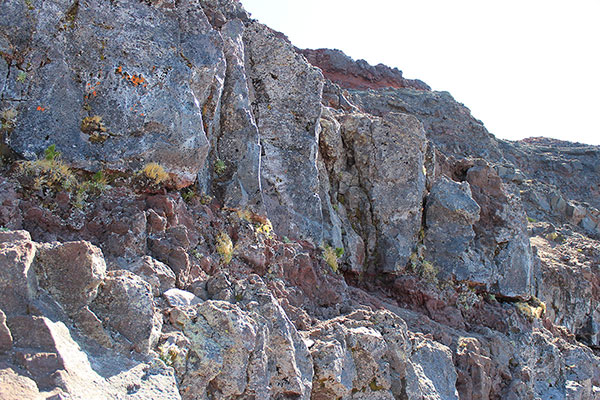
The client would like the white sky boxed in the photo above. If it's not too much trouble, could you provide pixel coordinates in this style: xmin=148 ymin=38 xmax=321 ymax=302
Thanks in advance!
xmin=241 ymin=0 xmax=600 ymax=146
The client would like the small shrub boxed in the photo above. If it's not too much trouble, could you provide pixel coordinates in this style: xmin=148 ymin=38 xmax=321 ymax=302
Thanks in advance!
xmin=216 ymin=231 xmax=233 ymax=264
xmin=0 ymin=227 xmax=9 ymax=232
xmin=0 ymin=108 xmax=18 ymax=131
xmin=527 ymin=216 xmax=537 ymax=223
xmin=181 ymin=187 xmax=196 ymax=202
xmin=545 ymin=232 xmax=560 ymax=241
xmin=157 ymin=344 xmax=179 ymax=367
xmin=140 ymin=162 xmax=169 ymax=185
xmin=322 ymin=244 xmax=340 ymax=273
xmin=73 ymin=170 xmax=107 ymax=208
xmin=16 ymin=71 xmax=26 ymax=83
xmin=214 ymin=159 xmax=226 ymax=175
xmin=81 ymin=115 xmax=109 ymax=143
xmin=255 ymin=219 xmax=273 ymax=237
xmin=44 ymin=144 xmax=59 ymax=161
xmin=18 ymin=145 xmax=76 ymax=192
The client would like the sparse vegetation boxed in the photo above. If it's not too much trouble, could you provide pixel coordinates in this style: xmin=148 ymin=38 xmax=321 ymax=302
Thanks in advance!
xmin=214 ymin=159 xmax=226 ymax=175
xmin=73 ymin=170 xmax=108 ymax=208
xmin=140 ymin=162 xmax=169 ymax=185
xmin=16 ymin=71 xmax=26 ymax=83
xmin=322 ymin=244 xmax=343 ymax=273
xmin=181 ymin=187 xmax=196 ymax=202
xmin=216 ymin=231 xmax=233 ymax=264
xmin=0 ymin=108 xmax=18 ymax=131
xmin=18 ymin=144 xmax=76 ymax=192
xmin=157 ymin=344 xmax=180 ymax=367
xmin=81 ymin=115 xmax=109 ymax=143
xmin=237 ymin=209 xmax=274 ymax=238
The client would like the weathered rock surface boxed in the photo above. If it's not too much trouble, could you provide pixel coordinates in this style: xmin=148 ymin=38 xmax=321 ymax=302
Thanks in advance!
xmin=0 ymin=309 xmax=12 ymax=353
xmin=424 ymin=176 xmax=480 ymax=281
xmin=244 ymin=21 xmax=325 ymax=242
xmin=2 ymin=0 xmax=225 ymax=187
xmin=1 ymin=0 xmax=600 ymax=398
xmin=90 ymin=270 xmax=161 ymax=354
xmin=0 ymin=233 xmax=38 ymax=315
xmin=34 ymin=241 xmax=106 ymax=315
xmin=300 ymin=48 xmax=430 ymax=91
xmin=336 ymin=112 xmax=428 ymax=272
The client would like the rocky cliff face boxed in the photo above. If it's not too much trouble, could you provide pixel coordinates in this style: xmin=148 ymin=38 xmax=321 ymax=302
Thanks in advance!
xmin=1 ymin=1 xmax=599 ymax=399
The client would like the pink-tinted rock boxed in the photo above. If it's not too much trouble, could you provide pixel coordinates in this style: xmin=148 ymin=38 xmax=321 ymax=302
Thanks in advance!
xmin=90 ymin=270 xmax=161 ymax=354
xmin=34 ymin=241 xmax=106 ymax=315
xmin=0 ymin=238 xmax=38 ymax=315
xmin=300 ymin=48 xmax=430 ymax=91
xmin=0 ymin=309 xmax=12 ymax=353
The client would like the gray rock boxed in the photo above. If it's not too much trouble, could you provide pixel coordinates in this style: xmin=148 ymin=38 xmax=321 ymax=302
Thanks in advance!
xmin=405 ymin=340 xmax=459 ymax=400
xmin=211 ymin=19 xmax=263 ymax=211
xmin=7 ymin=314 xmax=180 ymax=399
xmin=424 ymin=176 xmax=480 ymax=281
xmin=90 ymin=270 xmax=161 ymax=354
xmin=128 ymin=256 xmax=176 ymax=297
xmin=176 ymin=300 xmax=261 ymax=399
xmin=0 ymin=230 xmax=30 ymax=243
xmin=2 ymin=0 xmax=225 ymax=187
xmin=244 ymin=21 xmax=325 ymax=242
xmin=34 ymin=241 xmax=106 ymax=315
xmin=346 ymin=88 xmax=505 ymax=162
xmin=163 ymin=288 xmax=202 ymax=308
xmin=172 ymin=275 xmax=313 ymax=400
xmin=0 ymin=366 xmax=43 ymax=400
xmin=338 ymin=112 xmax=427 ymax=272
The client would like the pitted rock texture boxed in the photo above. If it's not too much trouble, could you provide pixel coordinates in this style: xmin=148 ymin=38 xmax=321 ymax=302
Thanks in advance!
xmin=244 ymin=22 xmax=325 ymax=242
xmin=1 ymin=0 xmax=600 ymax=398
xmin=2 ymin=0 xmax=224 ymax=187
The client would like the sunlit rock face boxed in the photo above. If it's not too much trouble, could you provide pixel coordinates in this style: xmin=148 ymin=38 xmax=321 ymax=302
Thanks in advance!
xmin=0 ymin=0 xmax=599 ymax=399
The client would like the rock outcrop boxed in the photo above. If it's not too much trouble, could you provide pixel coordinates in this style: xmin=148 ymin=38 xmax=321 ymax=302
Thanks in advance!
xmin=1 ymin=0 xmax=599 ymax=398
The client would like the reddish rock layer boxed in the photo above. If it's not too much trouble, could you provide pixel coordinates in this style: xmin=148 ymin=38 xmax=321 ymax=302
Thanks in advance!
xmin=299 ymin=48 xmax=430 ymax=91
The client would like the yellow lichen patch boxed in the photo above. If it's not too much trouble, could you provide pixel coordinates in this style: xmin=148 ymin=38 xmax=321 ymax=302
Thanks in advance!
xmin=255 ymin=219 xmax=273 ymax=237
xmin=81 ymin=115 xmax=107 ymax=134
xmin=236 ymin=209 xmax=273 ymax=238
xmin=140 ymin=162 xmax=169 ymax=185
xmin=516 ymin=297 xmax=546 ymax=321
xmin=81 ymin=115 xmax=109 ymax=144
xmin=216 ymin=232 xmax=233 ymax=264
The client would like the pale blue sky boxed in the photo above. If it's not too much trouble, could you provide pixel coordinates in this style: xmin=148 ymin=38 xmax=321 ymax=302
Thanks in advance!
xmin=241 ymin=0 xmax=600 ymax=146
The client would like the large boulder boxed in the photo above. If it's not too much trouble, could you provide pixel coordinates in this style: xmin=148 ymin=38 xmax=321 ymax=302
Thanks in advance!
xmin=1 ymin=0 xmax=225 ymax=187
xmin=7 ymin=314 xmax=179 ymax=398
xmin=0 ymin=231 xmax=38 ymax=315
xmin=170 ymin=275 xmax=314 ymax=400
xmin=243 ymin=21 xmax=325 ymax=242
xmin=337 ymin=112 xmax=427 ymax=272
xmin=424 ymin=176 xmax=481 ymax=281
xmin=208 ymin=19 xmax=263 ymax=211
xmin=90 ymin=270 xmax=161 ymax=354
xmin=33 ymin=241 xmax=106 ymax=316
